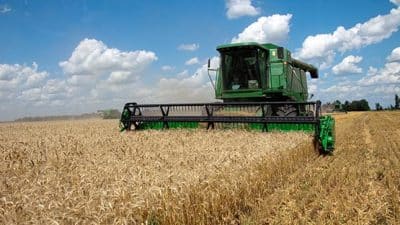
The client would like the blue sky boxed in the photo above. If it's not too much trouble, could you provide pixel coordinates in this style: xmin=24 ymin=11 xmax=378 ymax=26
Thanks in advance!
xmin=0 ymin=0 xmax=399 ymax=120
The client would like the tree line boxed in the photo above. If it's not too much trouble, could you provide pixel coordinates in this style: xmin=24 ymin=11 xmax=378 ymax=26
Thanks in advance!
xmin=375 ymin=94 xmax=400 ymax=111
xmin=332 ymin=99 xmax=370 ymax=112
xmin=325 ymin=94 xmax=400 ymax=112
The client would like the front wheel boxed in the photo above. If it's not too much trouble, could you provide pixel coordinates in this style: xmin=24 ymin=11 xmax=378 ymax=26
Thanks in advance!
xmin=275 ymin=104 xmax=298 ymax=117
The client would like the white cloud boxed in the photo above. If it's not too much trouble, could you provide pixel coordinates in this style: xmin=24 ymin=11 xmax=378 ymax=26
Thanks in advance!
xmin=390 ymin=0 xmax=400 ymax=6
xmin=178 ymin=43 xmax=199 ymax=51
xmin=295 ymin=7 xmax=400 ymax=68
xmin=226 ymin=0 xmax=260 ymax=19
xmin=308 ymin=83 xmax=317 ymax=94
xmin=185 ymin=57 xmax=200 ymax=65
xmin=66 ymin=74 xmax=92 ymax=86
xmin=320 ymin=47 xmax=400 ymax=106
xmin=59 ymin=38 xmax=157 ymax=85
xmin=177 ymin=70 xmax=189 ymax=77
xmin=373 ymin=85 xmax=400 ymax=94
xmin=42 ymin=79 xmax=70 ymax=97
xmin=18 ymin=88 xmax=42 ymax=102
xmin=357 ymin=47 xmax=400 ymax=86
xmin=387 ymin=47 xmax=400 ymax=62
xmin=0 ymin=39 xmax=160 ymax=120
xmin=367 ymin=66 xmax=378 ymax=75
xmin=320 ymin=79 xmax=365 ymax=100
xmin=161 ymin=65 xmax=175 ymax=71
xmin=0 ymin=4 xmax=11 ymax=14
xmin=12 ymin=78 xmax=72 ymax=106
xmin=107 ymin=71 xmax=137 ymax=84
xmin=322 ymin=84 xmax=361 ymax=96
xmin=0 ymin=39 xmax=222 ymax=120
xmin=232 ymin=14 xmax=292 ymax=44
xmin=332 ymin=55 xmax=363 ymax=74
xmin=56 ymin=39 xmax=157 ymax=108
xmin=320 ymin=80 xmax=399 ymax=106
xmin=0 ymin=62 xmax=48 ymax=91
xmin=308 ymin=79 xmax=321 ymax=94
xmin=150 ymin=57 xmax=220 ymax=103
xmin=358 ymin=62 xmax=400 ymax=86
xmin=0 ymin=63 xmax=71 ymax=112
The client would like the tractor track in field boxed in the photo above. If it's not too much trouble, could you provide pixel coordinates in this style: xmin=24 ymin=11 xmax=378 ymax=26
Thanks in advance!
xmin=243 ymin=111 xmax=400 ymax=224
xmin=362 ymin=115 xmax=373 ymax=147
xmin=374 ymin=112 xmax=400 ymax=161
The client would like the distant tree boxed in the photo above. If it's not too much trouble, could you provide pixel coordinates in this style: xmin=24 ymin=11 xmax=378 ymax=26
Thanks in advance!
xmin=343 ymin=100 xmax=350 ymax=111
xmin=384 ymin=105 xmax=391 ymax=110
xmin=395 ymin=94 xmax=399 ymax=109
xmin=375 ymin=103 xmax=383 ymax=111
xmin=349 ymin=101 xmax=357 ymax=111
xmin=359 ymin=99 xmax=370 ymax=111
xmin=334 ymin=100 xmax=342 ymax=111
xmin=326 ymin=99 xmax=373 ymax=111
xmin=347 ymin=99 xmax=370 ymax=111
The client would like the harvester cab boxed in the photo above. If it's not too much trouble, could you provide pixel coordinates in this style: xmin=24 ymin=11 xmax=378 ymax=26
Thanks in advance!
xmin=120 ymin=42 xmax=335 ymax=154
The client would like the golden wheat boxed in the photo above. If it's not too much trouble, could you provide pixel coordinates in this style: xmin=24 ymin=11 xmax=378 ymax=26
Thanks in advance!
xmin=4 ymin=112 xmax=397 ymax=224
xmin=243 ymin=111 xmax=400 ymax=224
xmin=0 ymin=119 xmax=312 ymax=224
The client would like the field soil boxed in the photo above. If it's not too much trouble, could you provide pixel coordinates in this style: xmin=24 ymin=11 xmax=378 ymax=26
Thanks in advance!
xmin=1 ymin=111 xmax=399 ymax=224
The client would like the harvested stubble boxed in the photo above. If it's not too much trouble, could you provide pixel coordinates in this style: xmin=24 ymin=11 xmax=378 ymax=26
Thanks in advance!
xmin=0 ymin=119 xmax=314 ymax=225
xmin=243 ymin=111 xmax=400 ymax=224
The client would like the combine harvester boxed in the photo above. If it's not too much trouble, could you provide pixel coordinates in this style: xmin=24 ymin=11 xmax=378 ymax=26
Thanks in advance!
xmin=120 ymin=42 xmax=335 ymax=153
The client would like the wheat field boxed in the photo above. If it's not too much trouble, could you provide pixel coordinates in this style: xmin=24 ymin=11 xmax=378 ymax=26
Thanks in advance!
xmin=0 ymin=120 xmax=314 ymax=225
xmin=243 ymin=111 xmax=400 ymax=224
xmin=1 ymin=111 xmax=399 ymax=224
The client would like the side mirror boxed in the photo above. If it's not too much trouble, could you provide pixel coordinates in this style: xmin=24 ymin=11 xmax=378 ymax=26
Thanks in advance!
xmin=207 ymin=58 xmax=217 ymax=91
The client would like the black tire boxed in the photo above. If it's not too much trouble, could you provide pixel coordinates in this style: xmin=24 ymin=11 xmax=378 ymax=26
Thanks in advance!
xmin=275 ymin=104 xmax=298 ymax=117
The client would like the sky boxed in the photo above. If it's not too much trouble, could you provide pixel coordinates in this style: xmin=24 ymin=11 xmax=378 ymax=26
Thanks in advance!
xmin=0 ymin=0 xmax=399 ymax=120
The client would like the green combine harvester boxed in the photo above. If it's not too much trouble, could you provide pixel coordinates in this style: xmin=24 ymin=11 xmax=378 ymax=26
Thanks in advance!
xmin=120 ymin=42 xmax=335 ymax=153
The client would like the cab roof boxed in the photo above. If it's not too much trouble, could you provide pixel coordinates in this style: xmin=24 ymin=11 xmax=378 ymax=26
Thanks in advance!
xmin=216 ymin=42 xmax=281 ymax=51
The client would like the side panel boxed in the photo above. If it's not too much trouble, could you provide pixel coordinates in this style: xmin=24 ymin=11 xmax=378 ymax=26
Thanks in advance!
xmin=270 ymin=62 xmax=285 ymax=89
xmin=215 ymin=68 xmax=223 ymax=99
xmin=301 ymin=69 xmax=308 ymax=100
xmin=285 ymin=65 xmax=308 ymax=102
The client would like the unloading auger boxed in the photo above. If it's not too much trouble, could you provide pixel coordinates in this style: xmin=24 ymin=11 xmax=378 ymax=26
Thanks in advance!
xmin=120 ymin=42 xmax=335 ymax=153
